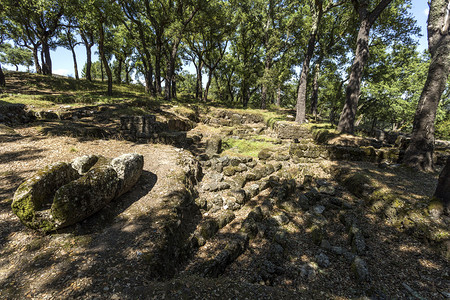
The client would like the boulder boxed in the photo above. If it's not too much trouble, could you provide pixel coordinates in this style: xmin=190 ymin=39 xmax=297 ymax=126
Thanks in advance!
xmin=71 ymin=155 xmax=100 ymax=174
xmin=258 ymin=148 xmax=273 ymax=160
xmin=11 ymin=162 xmax=81 ymax=231
xmin=205 ymin=136 xmax=222 ymax=157
xmin=11 ymin=153 xmax=144 ymax=232
xmin=52 ymin=166 xmax=120 ymax=228
xmin=110 ymin=153 xmax=144 ymax=197
xmin=275 ymin=121 xmax=310 ymax=140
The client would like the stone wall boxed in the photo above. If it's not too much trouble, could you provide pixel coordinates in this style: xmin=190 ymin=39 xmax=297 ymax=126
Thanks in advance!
xmin=0 ymin=103 xmax=35 ymax=125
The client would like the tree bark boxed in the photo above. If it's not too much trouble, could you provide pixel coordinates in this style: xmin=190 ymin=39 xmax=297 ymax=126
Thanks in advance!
xmin=69 ymin=44 xmax=79 ymax=80
xmin=195 ymin=59 xmax=203 ymax=101
xmin=125 ymin=64 xmax=130 ymax=84
xmin=166 ymin=39 xmax=181 ymax=100
xmin=155 ymin=35 xmax=163 ymax=95
xmin=276 ymin=84 xmax=281 ymax=107
xmin=203 ymin=71 xmax=213 ymax=102
xmin=403 ymin=0 xmax=450 ymax=171
xmin=0 ymin=64 xmax=6 ymax=87
xmin=116 ymin=58 xmax=123 ymax=84
xmin=41 ymin=40 xmax=52 ymax=75
xmin=98 ymin=22 xmax=113 ymax=96
xmin=295 ymin=5 xmax=322 ymax=124
xmin=337 ymin=0 xmax=393 ymax=133
xmin=261 ymin=55 xmax=272 ymax=109
xmin=31 ymin=45 xmax=42 ymax=74
xmin=144 ymin=68 xmax=153 ymax=94
xmin=81 ymin=33 xmax=94 ymax=81
xmin=310 ymin=62 xmax=320 ymax=116
xmin=242 ymin=79 xmax=249 ymax=108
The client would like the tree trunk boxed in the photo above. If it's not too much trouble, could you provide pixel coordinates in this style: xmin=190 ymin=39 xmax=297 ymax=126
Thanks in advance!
xmin=172 ymin=78 xmax=177 ymax=98
xmin=116 ymin=58 xmax=123 ymax=84
xmin=155 ymin=36 xmax=163 ymax=95
xmin=434 ymin=157 xmax=450 ymax=214
xmin=70 ymin=44 xmax=79 ymax=80
xmin=337 ymin=19 xmax=370 ymax=133
xmin=32 ymin=46 xmax=42 ymax=74
xmin=203 ymin=71 xmax=213 ymax=102
xmin=196 ymin=59 xmax=203 ymax=101
xmin=227 ymin=74 xmax=234 ymax=103
xmin=310 ymin=62 xmax=320 ymax=116
xmin=100 ymin=58 xmax=104 ymax=82
xmin=167 ymin=40 xmax=180 ymax=100
xmin=125 ymin=64 xmax=130 ymax=84
xmin=276 ymin=84 xmax=281 ymax=107
xmin=242 ymin=79 xmax=249 ymax=108
xmin=98 ymin=23 xmax=113 ymax=96
xmin=261 ymin=55 xmax=272 ymax=109
xmin=295 ymin=7 xmax=321 ymax=124
xmin=403 ymin=0 xmax=450 ymax=172
xmin=86 ymin=44 xmax=92 ymax=81
xmin=41 ymin=40 xmax=52 ymax=75
xmin=337 ymin=0 xmax=393 ymax=133
xmin=330 ymin=79 xmax=345 ymax=124
xmin=0 ymin=64 xmax=6 ymax=87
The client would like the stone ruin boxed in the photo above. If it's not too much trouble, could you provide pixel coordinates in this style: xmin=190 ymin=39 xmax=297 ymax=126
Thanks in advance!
xmin=11 ymin=153 xmax=144 ymax=232
xmin=119 ymin=114 xmax=193 ymax=147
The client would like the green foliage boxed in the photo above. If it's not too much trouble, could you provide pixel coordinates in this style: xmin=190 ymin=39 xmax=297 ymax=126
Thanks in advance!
xmin=222 ymin=138 xmax=276 ymax=157
xmin=177 ymin=71 xmax=196 ymax=96
xmin=360 ymin=44 xmax=429 ymax=131
xmin=0 ymin=43 xmax=33 ymax=71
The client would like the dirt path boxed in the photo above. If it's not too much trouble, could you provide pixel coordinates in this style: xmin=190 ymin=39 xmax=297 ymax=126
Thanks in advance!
xmin=0 ymin=127 xmax=196 ymax=299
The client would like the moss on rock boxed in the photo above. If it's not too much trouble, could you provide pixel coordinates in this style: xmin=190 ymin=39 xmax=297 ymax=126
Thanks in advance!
xmin=52 ymin=166 xmax=119 ymax=228
xmin=11 ymin=162 xmax=80 ymax=231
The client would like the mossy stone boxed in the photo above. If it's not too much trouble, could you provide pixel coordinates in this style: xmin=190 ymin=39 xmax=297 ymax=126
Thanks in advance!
xmin=51 ymin=166 xmax=119 ymax=228
xmin=11 ymin=162 xmax=80 ymax=231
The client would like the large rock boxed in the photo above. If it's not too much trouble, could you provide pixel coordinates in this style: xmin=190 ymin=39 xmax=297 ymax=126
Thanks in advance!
xmin=434 ymin=157 xmax=450 ymax=214
xmin=205 ymin=136 xmax=222 ymax=157
xmin=11 ymin=153 xmax=144 ymax=232
xmin=71 ymin=155 xmax=100 ymax=174
xmin=11 ymin=162 xmax=81 ymax=231
xmin=274 ymin=121 xmax=310 ymax=140
xmin=52 ymin=166 xmax=120 ymax=228
xmin=111 ymin=153 xmax=144 ymax=197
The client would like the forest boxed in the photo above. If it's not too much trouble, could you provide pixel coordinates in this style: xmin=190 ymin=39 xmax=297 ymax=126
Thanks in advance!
xmin=0 ymin=3 xmax=448 ymax=123
xmin=1 ymin=1 xmax=450 ymax=298
xmin=1 ymin=1 xmax=449 ymax=154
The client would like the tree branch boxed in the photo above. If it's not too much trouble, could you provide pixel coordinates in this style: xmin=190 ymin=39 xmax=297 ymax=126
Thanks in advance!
xmin=368 ymin=0 xmax=393 ymax=26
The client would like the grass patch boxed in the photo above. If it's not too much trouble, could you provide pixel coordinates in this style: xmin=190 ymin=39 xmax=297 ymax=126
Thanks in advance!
xmin=112 ymin=106 xmax=149 ymax=116
xmin=1 ymin=95 xmax=56 ymax=108
xmin=222 ymin=138 xmax=276 ymax=157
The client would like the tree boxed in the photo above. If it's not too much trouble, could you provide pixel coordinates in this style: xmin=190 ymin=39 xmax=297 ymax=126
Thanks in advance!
xmin=231 ymin=0 xmax=265 ymax=107
xmin=76 ymin=0 xmax=97 ymax=82
xmin=120 ymin=0 xmax=156 ymax=94
xmin=3 ymin=0 xmax=64 ymax=75
xmin=0 ymin=43 xmax=33 ymax=71
xmin=403 ymin=0 xmax=450 ymax=171
xmin=58 ymin=18 xmax=81 ymax=79
xmin=295 ymin=0 xmax=346 ymax=123
xmin=359 ymin=44 xmax=428 ymax=132
xmin=0 ymin=7 xmax=7 ymax=87
xmin=90 ymin=0 xmax=121 ymax=96
xmin=164 ymin=1 xmax=201 ymax=100
xmin=337 ymin=0 xmax=395 ymax=133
